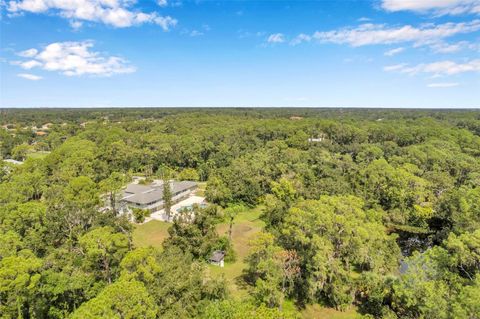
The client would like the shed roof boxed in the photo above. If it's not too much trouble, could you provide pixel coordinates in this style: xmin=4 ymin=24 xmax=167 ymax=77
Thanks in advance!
xmin=209 ymin=250 xmax=225 ymax=263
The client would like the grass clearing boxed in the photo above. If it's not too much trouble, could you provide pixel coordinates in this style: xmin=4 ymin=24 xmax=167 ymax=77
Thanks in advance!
xmin=132 ymin=220 xmax=170 ymax=250
xmin=301 ymin=305 xmax=361 ymax=319
xmin=211 ymin=205 xmax=265 ymax=298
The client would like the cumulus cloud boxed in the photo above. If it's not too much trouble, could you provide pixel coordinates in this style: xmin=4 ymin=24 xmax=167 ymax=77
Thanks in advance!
xmin=384 ymin=59 xmax=480 ymax=76
xmin=17 ymin=73 xmax=43 ymax=80
xmin=14 ymin=41 xmax=136 ymax=77
xmin=189 ymin=30 xmax=203 ymax=37
xmin=381 ymin=0 xmax=480 ymax=16
xmin=310 ymin=20 xmax=480 ymax=47
xmin=267 ymin=33 xmax=285 ymax=43
xmin=383 ymin=63 xmax=408 ymax=72
xmin=7 ymin=0 xmax=178 ymax=29
xmin=384 ymin=47 xmax=405 ymax=56
xmin=157 ymin=0 xmax=168 ymax=7
xmin=17 ymin=48 xmax=38 ymax=57
xmin=427 ymin=82 xmax=460 ymax=87
xmin=290 ymin=33 xmax=312 ymax=46
xmin=358 ymin=17 xmax=371 ymax=22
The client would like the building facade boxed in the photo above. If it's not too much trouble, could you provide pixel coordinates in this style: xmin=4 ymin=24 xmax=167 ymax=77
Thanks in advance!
xmin=120 ymin=180 xmax=197 ymax=213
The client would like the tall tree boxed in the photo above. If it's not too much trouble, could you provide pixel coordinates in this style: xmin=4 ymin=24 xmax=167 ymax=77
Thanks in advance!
xmin=163 ymin=178 xmax=173 ymax=221
xmin=224 ymin=204 xmax=245 ymax=241
xmin=99 ymin=172 xmax=128 ymax=214
xmin=70 ymin=279 xmax=157 ymax=319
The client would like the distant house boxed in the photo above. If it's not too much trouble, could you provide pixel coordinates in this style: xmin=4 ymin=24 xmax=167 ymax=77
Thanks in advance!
xmin=120 ymin=180 xmax=197 ymax=213
xmin=308 ymin=133 xmax=327 ymax=143
xmin=42 ymin=123 xmax=53 ymax=130
xmin=209 ymin=250 xmax=225 ymax=267
xmin=3 ymin=159 xmax=23 ymax=165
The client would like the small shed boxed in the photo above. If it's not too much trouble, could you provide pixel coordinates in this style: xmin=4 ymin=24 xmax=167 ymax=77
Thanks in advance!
xmin=209 ymin=250 xmax=225 ymax=267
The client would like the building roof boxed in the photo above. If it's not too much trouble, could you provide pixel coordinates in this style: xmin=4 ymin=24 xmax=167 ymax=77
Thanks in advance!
xmin=122 ymin=180 xmax=197 ymax=205
xmin=3 ymin=159 xmax=23 ymax=165
xmin=209 ymin=250 xmax=225 ymax=263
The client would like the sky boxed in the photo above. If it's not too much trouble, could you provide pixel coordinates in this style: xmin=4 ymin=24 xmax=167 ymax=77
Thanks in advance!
xmin=0 ymin=0 xmax=479 ymax=108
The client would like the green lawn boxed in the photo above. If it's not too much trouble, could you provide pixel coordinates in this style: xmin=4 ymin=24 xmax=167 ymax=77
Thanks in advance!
xmin=301 ymin=305 xmax=361 ymax=319
xmin=132 ymin=220 xmax=170 ymax=250
xmin=210 ymin=205 xmax=265 ymax=298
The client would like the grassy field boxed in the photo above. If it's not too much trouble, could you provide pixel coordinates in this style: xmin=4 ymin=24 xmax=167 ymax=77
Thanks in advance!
xmin=301 ymin=305 xmax=361 ymax=319
xmin=210 ymin=205 xmax=265 ymax=298
xmin=132 ymin=220 xmax=170 ymax=250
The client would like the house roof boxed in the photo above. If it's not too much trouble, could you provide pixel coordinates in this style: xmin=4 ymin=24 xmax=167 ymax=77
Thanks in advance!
xmin=209 ymin=250 xmax=225 ymax=262
xmin=122 ymin=180 xmax=197 ymax=205
xmin=3 ymin=159 xmax=23 ymax=165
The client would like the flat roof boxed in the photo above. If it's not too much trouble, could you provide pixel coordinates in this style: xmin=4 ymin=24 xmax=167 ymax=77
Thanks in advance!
xmin=122 ymin=180 xmax=197 ymax=205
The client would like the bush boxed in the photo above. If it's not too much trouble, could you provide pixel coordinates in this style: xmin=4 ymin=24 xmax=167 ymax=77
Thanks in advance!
xmin=132 ymin=208 xmax=150 ymax=223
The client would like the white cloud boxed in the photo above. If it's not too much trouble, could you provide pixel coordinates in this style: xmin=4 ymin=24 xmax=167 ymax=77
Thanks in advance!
xmin=429 ymin=40 xmax=480 ymax=53
xmin=384 ymin=47 xmax=405 ymax=56
xmin=427 ymin=82 xmax=460 ymax=87
xmin=311 ymin=20 xmax=480 ymax=47
xmin=18 ymin=48 xmax=38 ymax=57
xmin=7 ymin=0 xmax=178 ymax=29
xmin=383 ymin=63 xmax=408 ymax=71
xmin=17 ymin=73 xmax=43 ymax=80
xmin=16 ymin=60 xmax=42 ymax=69
xmin=384 ymin=59 xmax=480 ymax=76
xmin=157 ymin=0 xmax=168 ymax=7
xmin=14 ymin=41 xmax=136 ymax=77
xmin=267 ymin=33 xmax=285 ymax=43
xmin=70 ymin=20 xmax=83 ymax=29
xmin=358 ymin=17 xmax=371 ymax=22
xmin=290 ymin=33 xmax=312 ymax=46
xmin=189 ymin=30 xmax=203 ymax=37
xmin=381 ymin=0 xmax=480 ymax=16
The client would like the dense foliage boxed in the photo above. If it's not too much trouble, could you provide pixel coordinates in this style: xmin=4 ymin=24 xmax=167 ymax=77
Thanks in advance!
xmin=1 ymin=108 xmax=479 ymax=318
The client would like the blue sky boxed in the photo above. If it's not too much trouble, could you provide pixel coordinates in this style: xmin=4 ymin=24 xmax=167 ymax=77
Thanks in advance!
xmin=1 ymin=0 xmax=479 ymax=108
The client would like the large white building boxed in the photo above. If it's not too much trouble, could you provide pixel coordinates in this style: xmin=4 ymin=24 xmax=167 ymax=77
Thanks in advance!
xmin=120 ymin=180 xmax=197 ymax=213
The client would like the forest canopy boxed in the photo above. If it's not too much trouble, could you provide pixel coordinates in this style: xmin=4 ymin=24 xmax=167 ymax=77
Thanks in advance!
xmin=1 ymin=108 xmax=479 ymax=318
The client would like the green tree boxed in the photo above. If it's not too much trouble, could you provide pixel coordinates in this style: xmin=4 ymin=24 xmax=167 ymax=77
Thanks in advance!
xmin=0 ymin=250 xmax=42 ymax=318
xmin=163 ymin=178 xmax=173 ymax=221
xmin=206 ymin=176 xmax=233 ymax=207
xmin=201 ymin=299 xmax=300 ymax=319
xmin=278 ymin=196 xmax=400 ymax=309
xmin=178 ymin=168 xmax=200 ymax=181
xmin=99 ymin=172 xmax=128 ymax=214
xmin=245 ymin=233 xmax=299 ymax=309
xmin=11 ymin=143 xmax=30 ymax=161
xmin=224 ymin=204 xmax=245 ymax=241
xmin=163 ymin=205 xmax=221 ymax=259
xmin=132 ymin=207 xmax=150 ymax=223
xmin=79 ymin=226 xmax=129 ymax=284
xmin=70 ymin=279 xmax=157 ymax=319
xmin=120 ymin=247 xmax=227 ymax=318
